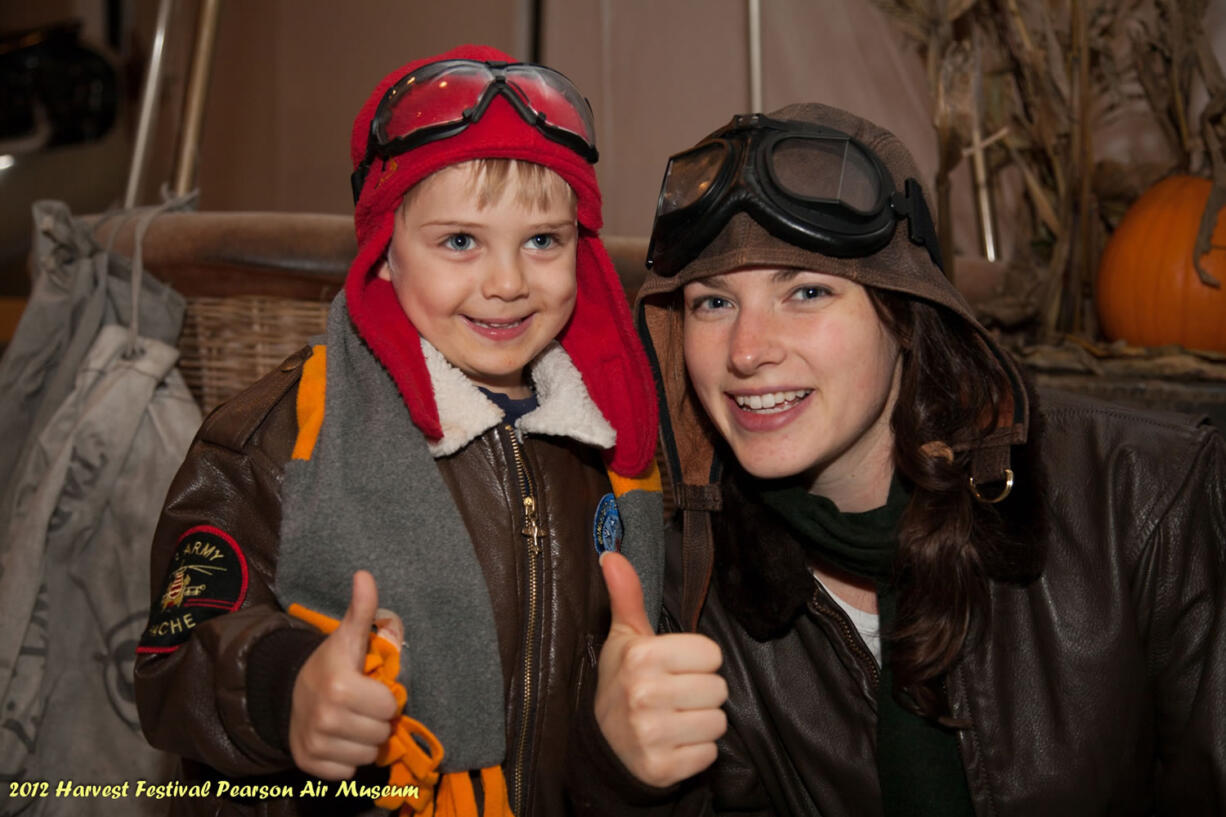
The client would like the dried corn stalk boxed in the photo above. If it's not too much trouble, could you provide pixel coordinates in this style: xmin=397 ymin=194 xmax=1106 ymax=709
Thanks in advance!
xmin=875 ymin=0 xmax=1224 ymax=344
xmin=868 ymin=0 xmax=981 ymax=281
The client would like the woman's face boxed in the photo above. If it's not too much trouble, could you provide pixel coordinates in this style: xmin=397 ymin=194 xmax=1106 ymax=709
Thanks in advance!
xmin=682 ymin=267 xmax=902 ymax=507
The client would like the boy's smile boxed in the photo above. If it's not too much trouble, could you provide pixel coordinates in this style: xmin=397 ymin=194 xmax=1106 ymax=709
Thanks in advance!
xmin=379 ymin=162 xmax=579 ymax=398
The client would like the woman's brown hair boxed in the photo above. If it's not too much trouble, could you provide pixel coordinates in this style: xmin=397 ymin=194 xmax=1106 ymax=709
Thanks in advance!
xmin=870 ymin=288 xmax=1033 ymax=721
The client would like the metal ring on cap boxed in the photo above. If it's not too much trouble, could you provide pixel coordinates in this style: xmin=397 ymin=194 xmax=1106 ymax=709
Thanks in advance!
xmin=968 ymin=468 xmax=1014 ymax=504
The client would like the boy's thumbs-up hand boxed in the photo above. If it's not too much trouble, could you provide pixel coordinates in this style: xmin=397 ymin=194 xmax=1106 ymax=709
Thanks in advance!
xmin=594 ymin=552 xmax=728 ymax=788
xmin=290 ymin=571 xmax=400 ymax=779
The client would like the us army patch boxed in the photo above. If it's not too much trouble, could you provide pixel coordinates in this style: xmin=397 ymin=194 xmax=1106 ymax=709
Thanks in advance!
xmin=137 ymin=526 xmax=249 ymax=653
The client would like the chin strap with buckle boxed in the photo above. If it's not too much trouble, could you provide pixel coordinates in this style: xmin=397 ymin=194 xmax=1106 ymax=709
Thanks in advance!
xmin=675 ymin=483 xmax=722 ymax=632
xmin=966 ymin=428 xmax=1020 ymax=505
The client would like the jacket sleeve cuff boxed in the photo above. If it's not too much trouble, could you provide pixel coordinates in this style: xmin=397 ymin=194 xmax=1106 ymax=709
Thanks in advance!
xmin=566 ymin=686 xmax=687 ymax=813
xmin=246 ymin=627 xmax=326 ymax=752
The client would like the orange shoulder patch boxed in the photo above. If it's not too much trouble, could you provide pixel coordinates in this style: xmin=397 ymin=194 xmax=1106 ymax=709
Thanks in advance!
xmin=292 ymin=345 xmax=327 ymax=461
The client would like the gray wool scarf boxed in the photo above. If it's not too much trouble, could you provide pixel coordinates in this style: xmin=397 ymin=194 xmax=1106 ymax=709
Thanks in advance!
xmin=277 ymin=295 xmax=505 ymax=772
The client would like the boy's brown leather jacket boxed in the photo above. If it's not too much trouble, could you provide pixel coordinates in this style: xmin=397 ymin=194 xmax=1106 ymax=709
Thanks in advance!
xmin=135 ymin=346 xmax=615 ymax=816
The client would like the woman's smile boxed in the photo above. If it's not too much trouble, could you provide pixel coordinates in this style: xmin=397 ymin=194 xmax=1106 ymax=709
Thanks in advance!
xmin=729 ymin=388 xmax=813 ymax=412
xmin=725 ymin=388 xmax=814 ymax=431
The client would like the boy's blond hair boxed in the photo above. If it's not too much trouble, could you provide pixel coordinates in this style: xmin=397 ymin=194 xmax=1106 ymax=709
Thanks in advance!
xmin=400 ymin=158 xmax=577 ymax=215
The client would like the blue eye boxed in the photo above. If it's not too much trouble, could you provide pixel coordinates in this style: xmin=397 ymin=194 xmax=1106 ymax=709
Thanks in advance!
xmin=445 ymin=234 xmax=474 ymax=251
xmin=527 ymin=234 xmax=556 ymax=250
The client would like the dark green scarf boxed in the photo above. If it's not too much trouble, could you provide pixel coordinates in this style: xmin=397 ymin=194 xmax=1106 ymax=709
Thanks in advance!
xmin=757 ymin=479 xmax=974 ymax=817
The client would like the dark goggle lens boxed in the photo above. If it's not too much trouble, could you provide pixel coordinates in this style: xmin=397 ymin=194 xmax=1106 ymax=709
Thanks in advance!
xmin=658 ymin=143 xmax=728 ymax=215
xmin=373 ymin=61 xmax=595 ymax=149
xmin=769 ymin=136 xmax=882 ymax=214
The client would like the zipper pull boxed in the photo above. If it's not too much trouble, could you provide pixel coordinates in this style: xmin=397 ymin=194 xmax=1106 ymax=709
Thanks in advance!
xmin=522 ymin=496 xmax=542 ymax=553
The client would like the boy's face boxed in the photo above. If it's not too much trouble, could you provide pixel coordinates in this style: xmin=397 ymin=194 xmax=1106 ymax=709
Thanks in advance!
xmin=379 ymin=163 xmax=579 ymax=397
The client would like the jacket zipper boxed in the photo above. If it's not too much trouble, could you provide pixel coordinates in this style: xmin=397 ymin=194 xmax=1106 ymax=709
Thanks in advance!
xmin=809 ymin=579 xmax=881 ymax=693
xmin=502 ymin=424 xmax=543 ymax=816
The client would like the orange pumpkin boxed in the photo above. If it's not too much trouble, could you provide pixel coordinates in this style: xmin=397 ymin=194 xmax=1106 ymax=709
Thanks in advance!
xmin=1096 ymin=174 xmax=1226 ymax=353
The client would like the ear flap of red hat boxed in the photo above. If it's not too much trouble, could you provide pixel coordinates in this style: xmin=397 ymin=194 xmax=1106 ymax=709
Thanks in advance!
xmin=345 ymin=273 xmax=445 ymax=440
xmin=560 ymin=234 xmax=658 ymax=477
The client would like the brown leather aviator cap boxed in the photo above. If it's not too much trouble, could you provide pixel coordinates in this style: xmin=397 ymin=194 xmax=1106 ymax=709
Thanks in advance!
xmin=637 ymin=102 xmax=1029 ymax=498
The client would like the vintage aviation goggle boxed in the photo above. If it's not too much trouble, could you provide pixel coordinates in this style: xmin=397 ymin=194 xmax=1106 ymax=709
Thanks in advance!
xmin=351 ymin=59 xmax=598 ymax=203
xmin=646 ymin=114 xmax=942 ymax=276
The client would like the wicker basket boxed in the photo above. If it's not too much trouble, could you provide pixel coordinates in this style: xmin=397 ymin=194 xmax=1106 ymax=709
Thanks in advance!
xmin=178 ymin=295 xmax=331 ymax=414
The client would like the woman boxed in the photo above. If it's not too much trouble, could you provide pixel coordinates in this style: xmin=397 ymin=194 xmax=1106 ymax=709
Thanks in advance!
xmin=569 ymin=103 xmax=1226 ymax=815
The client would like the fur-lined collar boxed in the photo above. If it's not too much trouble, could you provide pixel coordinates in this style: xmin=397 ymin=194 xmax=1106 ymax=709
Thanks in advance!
xmin=421 ymin=338 xmax=616 ymax=458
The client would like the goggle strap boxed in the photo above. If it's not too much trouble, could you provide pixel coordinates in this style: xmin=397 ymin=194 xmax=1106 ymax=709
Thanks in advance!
xmin=895 ymin=178 xmax=943 ymax=271
xmin=351 ymin=160 xmax=371 ymax=205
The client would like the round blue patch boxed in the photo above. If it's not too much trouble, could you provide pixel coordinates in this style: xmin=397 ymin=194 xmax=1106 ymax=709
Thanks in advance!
xmin=592 ymin=493 xmax=623 ymax=555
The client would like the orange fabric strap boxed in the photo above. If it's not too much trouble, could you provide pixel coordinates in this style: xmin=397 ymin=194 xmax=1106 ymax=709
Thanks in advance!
xmin=292 ymin=345 xmax=328 ymax=461
xmin=606 ymin=459 xmax=662 ymax=497
xmin=287 ymin=604 xmax=513 ymax=816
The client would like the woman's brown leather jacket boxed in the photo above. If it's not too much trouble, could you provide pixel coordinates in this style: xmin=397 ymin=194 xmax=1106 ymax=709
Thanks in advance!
xmin=570 ymin=389 xmax=1226 ymax=815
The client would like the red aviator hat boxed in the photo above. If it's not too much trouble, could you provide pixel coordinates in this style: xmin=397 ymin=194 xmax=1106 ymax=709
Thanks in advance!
xmin=346 ymin=44 xmax=657 ymax=477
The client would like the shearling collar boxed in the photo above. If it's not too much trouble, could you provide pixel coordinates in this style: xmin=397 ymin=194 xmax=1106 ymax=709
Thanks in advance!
xmin=421 ymin=338 xmax=616 ymax=458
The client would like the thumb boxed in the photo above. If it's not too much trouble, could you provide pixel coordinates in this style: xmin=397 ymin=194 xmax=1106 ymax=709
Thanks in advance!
xmin=601 ymin=552 xmax=653 ymax=638
xmin=334 ymin=570 xmax=379 ymax=665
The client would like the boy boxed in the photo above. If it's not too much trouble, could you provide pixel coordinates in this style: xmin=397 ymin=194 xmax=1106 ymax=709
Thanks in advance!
xmin=134 ymin=44 xmax=662 ymax=817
